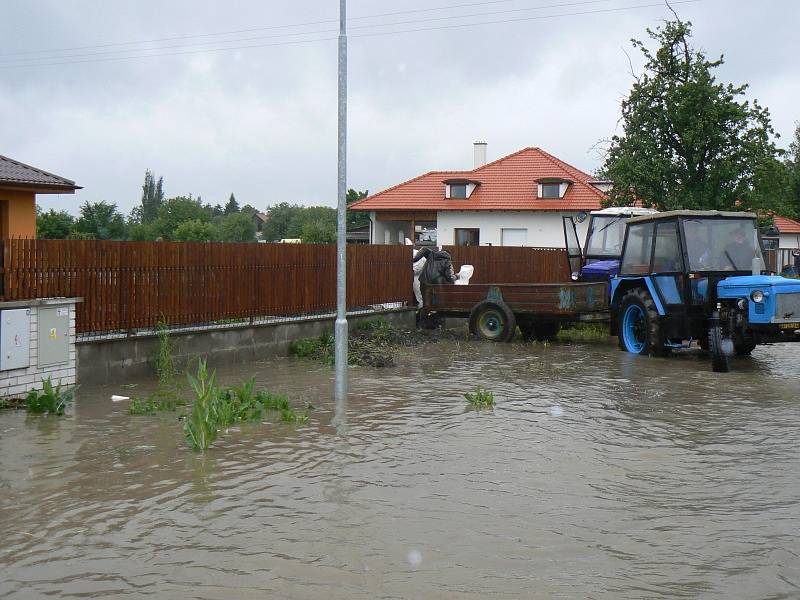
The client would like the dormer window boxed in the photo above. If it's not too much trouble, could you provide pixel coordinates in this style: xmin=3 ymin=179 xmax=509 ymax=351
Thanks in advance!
xmin=450 ymin=183 xmax=468 ymax=199
xmin=444 ymin=178 xmax=479 ymax=199
xmin=536 ymin=178 xmax=572 ymax=199
xmin=541 ymin=183 xmax=561 ymax=199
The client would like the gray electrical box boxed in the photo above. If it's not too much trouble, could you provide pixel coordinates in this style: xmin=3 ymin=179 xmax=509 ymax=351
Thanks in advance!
xmin=38 ymin=306 xmax=70 ymax=367
xmin=1 ymin=308 xmax=31 ymax=371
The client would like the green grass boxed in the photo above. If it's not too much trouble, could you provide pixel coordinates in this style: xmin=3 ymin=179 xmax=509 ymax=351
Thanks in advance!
xmin=25 ymin=378 xmax=77 ymax=415
xmin=128 ymin=389 xmax=186 ymax=415
xmin=464 ymin=386 xmax=495 ymax=408
xmin=556 ymin=323 xmax=610 ymax=342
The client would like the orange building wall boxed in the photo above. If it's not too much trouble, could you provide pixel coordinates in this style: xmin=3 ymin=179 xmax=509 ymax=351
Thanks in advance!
xmin=0 ymin=190 xmax=37 ymax=239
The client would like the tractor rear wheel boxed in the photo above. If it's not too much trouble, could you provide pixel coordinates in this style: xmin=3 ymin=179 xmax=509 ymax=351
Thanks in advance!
xmin=469 ymin=301 xmax=516 ymax=343
xmin=617 ymin=288 xmax=667 ymax=356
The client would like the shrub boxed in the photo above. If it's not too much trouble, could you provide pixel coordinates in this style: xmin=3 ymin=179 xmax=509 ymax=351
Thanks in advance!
xmin=25 ymin=378 xmax=77 ymax=415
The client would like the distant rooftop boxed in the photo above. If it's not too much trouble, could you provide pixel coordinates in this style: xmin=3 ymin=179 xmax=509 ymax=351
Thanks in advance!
xmin=0 ymin=154 xmax=80 ymax=193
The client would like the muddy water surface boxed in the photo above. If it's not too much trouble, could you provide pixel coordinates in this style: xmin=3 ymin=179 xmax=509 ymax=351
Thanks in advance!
xmin=1 ymin=340 xmax=799 ymax=599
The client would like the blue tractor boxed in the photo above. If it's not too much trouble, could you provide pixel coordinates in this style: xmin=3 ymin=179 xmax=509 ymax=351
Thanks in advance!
xmin=610 ymin=210 xmax=800 ymax=372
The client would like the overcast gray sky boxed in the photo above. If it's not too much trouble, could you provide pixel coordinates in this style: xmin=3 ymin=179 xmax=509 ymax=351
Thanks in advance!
xmin=2 ymin=0 xmax=798 ymax=215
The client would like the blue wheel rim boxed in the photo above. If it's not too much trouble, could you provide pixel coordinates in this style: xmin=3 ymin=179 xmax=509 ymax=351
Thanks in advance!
xmin=622 ymin=304 xmax=646 ymax=353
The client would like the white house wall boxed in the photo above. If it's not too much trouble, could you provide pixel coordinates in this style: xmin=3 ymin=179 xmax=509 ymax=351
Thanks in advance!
xmin=436 ymin=211 xmax=590 ymax=248
xmin=779 ymin=232 xmax=800 ymax=249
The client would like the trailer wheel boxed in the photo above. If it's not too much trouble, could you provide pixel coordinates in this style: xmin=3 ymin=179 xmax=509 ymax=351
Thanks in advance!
xmin=708 ymin=312 xmax=732 ymax=372
xmin=469 ymin=301 xmax=516 ymax=343
xmin=617 ymin=288 xmax=667 ymax=356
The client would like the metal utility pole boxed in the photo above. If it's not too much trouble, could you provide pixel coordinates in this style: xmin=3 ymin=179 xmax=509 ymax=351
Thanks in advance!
xmin=334 ymin=0 xmax=348 ymax=405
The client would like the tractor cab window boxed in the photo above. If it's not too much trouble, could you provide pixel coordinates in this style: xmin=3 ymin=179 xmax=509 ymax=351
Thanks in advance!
xmin=620 ymin=222 xmax=654 ymax=274
xmin=652 ymin=221 xmax=682 ymax=272
xmin=585 ymin=216 xmax=627 ymax=258
xmin=683 ymin=218 xmax=763 ymax=272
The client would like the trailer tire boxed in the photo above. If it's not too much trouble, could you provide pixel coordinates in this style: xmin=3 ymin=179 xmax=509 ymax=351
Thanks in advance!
xmin=469 ymin=301 xmax=516 ymax=343
xmin=617 ymin=288 xmax=667 ymax=356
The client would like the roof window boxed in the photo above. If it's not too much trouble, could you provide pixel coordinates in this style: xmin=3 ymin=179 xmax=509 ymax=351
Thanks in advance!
xmin=536 ymin=178 xmax=572 ymax=199
xmin=444 ymin=179 xmax=479 ymax=199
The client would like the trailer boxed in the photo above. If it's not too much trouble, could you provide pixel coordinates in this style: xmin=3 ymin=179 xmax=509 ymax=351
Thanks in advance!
xmin=421 ymin=281 xmax=608 ymax=342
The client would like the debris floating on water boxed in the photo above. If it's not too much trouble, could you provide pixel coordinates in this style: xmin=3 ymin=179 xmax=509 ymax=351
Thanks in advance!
xmin=111 ymin=395 xmax=130 ymax=402
xmin=549 ymin=405 xmax=564 ymax=417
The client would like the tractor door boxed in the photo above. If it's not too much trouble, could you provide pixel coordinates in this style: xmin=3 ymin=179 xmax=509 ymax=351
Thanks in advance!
xmin=563 ymin=216 xmax=583 ymax=279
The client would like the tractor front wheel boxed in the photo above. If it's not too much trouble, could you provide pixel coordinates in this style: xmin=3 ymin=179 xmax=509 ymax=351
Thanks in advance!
xmin=708 ymin=312 xmax=732 ymax=373
xmin=617 ymin=288 xmax=667 ymax=356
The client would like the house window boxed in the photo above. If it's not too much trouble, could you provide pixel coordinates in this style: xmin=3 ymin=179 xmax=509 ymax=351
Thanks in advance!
xmin=455 ymin=228 xmax=480 ymax=246
xmin=540 ymin=183 xmax=561 ymax=199
xmin=450 ymin=184 xmax=468 ymax=199
xmin=501 ymin=228 xmax=527 ymax=247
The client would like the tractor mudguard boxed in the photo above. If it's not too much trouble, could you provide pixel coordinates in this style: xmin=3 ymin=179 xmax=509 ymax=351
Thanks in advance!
xmin=611 ymin=277 xmax=666 ymax=316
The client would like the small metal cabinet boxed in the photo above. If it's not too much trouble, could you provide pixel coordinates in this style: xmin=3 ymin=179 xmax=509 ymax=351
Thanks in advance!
xmin=38 ymin=306 xmax=71 ymax=367
xmin=1 ymin=308 xmax=31 ymax=371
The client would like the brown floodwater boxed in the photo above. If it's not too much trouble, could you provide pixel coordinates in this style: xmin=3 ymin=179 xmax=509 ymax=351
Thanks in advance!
xmin=1 ymin=338 xmax=799 ymax=599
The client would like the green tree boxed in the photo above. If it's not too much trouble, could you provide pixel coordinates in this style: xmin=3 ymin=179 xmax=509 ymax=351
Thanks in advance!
xmin=601 ymin=17 xmax=783 ymax=214
xmin=261 ymin=202 xmax=302 ymax=241
xmin=301 ymin=219 xmax=336 ymax=244
xmin=174 ymin=219 xmax=217 ymax=242
xmin=140 ymin=170 xmax=165 ymax=223
xmin=224 ymin=193 xmax=240 ymax=215
xmin=36 ymin=208 xmax=75 ymax=239
xmin=151 ymin=196 xmax=210 ymax=240
xmin=74 ymin=201 xmax=127 ymax=240
xmin=785 ymin=123 xmax=800 ymax=217
xmin=346 ymin=188 xmax=370 ymax=229
xmin=217 ymin=212 xmax=256 ymax=242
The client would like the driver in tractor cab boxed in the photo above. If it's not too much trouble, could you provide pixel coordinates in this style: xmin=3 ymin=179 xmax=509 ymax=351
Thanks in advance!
xmin=721 ymin=225 xmax=754 ymax=271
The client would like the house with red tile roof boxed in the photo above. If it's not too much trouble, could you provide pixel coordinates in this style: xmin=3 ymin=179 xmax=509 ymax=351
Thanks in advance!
xmin=773 ymin=215 xmax=800 ymax=248
xmin=349 ymin=144 xmax=607 ymax=247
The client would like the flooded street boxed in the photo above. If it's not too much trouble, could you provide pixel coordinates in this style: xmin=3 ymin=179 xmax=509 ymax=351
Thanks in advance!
xmin=1 ymin=338 xmax=799 ymax=599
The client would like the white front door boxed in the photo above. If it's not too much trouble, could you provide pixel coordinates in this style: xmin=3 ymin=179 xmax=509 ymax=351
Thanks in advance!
xmin=501 ymin=228 xmax=528 ymax=246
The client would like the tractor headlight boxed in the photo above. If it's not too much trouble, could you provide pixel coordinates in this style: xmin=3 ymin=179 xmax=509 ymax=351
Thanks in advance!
xmin=750 ymin=290 xmax=765 ymax=303
xmin=737 ymin=298 xmax=747 ymax=310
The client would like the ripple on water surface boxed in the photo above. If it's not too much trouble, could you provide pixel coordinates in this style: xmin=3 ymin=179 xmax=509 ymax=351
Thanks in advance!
xmin=1 ymin=340 xmax=799 ymax=599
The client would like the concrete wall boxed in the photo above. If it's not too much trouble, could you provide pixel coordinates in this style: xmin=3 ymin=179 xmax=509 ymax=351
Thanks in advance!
xmin=436 ymin=210 xmax=589 ymax=247
xmin=0 ymin=299 xmax=77 ymax=399
xmin=77 ymin=309 xmax=417 ymax=386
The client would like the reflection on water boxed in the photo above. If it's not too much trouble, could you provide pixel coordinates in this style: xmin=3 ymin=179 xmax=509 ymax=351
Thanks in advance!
xmin=1 ymin=340 xmax=799 ymax=599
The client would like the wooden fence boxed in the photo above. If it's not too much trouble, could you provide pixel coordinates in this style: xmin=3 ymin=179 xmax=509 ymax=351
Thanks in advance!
xmin=0 ymin=240 xmax=412 ymax=335
xmin=0 ymin=240 xmax=570 ymax=336
xmin=445 ymin=246 xmax=569 ymax=284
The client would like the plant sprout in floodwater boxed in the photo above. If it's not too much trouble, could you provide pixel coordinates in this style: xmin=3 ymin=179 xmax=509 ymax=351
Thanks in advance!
xmin=464 ymin=386 xmax=495 ymax=408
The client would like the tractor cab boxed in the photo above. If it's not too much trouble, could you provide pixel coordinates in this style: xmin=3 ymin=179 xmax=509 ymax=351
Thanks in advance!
xmin=610 ymin=210 xmax=800 ymax=372
xmin=563 ymin=207 xmax=657 ymax=282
